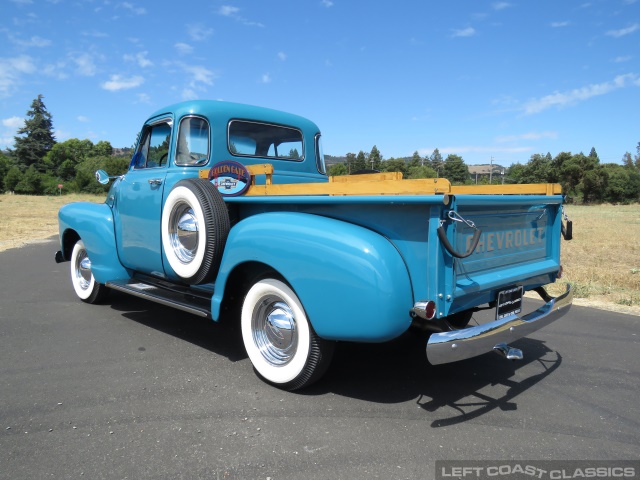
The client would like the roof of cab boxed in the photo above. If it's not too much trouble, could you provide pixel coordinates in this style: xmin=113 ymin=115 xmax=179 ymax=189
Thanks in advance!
xmin=147 ymin=100 xmax=321 ymax=134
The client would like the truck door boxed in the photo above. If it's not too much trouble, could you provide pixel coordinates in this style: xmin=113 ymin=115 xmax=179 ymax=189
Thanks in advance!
xmin=114 ymin=118 xmax=172 ymax=276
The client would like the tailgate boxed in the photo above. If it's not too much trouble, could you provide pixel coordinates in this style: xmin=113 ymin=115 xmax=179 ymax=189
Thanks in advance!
xmin=445 ymin=195 xmax=563 ymax=313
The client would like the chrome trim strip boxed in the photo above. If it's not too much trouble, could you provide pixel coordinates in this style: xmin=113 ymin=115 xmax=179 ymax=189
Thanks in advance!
xmin=426 ymin=284 xmax=572 ymax=365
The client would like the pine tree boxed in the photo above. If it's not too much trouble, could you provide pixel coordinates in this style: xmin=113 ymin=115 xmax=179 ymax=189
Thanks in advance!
xmin=369 ymin=145 xmax=382 ymax=171
xmin=430 ymin=148 xmax=443 ymax=176
xmin=13 ymin=95 xmax=56 ymax=171
xmin=443 ymin=154 xmax=470 ymax=184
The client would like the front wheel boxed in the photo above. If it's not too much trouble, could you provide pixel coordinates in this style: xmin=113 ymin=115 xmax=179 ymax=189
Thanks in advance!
xmin=241 ymin=278 xmax=334 ymax=390
xmin=70 ymin=239 xmax=109 ymax=304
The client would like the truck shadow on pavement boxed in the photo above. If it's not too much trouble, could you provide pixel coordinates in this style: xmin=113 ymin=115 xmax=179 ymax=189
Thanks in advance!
xmin=108 ymin=291 xmax=247 ymax=363
xmin=312 ymin=332 xmax=562 ymax=427
xmin=107 ymin=291 xmax=562 ymax=427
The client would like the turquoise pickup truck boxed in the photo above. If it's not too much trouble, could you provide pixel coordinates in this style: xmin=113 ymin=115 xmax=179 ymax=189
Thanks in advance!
xmin=55 ymin=100 xmax=573 ymax=390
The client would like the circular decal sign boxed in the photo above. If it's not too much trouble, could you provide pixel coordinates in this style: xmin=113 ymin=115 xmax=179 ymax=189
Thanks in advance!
xmin=208 ymin=160 xmax=251 ymax=196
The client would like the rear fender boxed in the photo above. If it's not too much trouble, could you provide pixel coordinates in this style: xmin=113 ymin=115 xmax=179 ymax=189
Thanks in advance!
xmin=211 ymin=212 xmax=413 ymax=342
xmin=58 ymin=202 xmax=130 ymax=284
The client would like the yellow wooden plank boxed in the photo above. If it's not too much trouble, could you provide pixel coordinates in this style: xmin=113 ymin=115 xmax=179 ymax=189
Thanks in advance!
xmin=199 ymin=165 xmax=561 ymax=196
xmin=329 ymin=172 xmax=403 ymax=183
xmin=448 ymin=184 xmax=563 ymax=195
xmin=245 ymin=178 xmax=451 ymax=196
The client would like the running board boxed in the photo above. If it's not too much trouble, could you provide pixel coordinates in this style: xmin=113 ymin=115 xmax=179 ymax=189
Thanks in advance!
xmin=106 ymin=278 xmax=212 ymax=318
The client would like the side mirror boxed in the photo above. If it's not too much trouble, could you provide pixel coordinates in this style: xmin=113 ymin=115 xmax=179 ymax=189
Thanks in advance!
xmin=95 ymin=170 xmax=110 ymax=184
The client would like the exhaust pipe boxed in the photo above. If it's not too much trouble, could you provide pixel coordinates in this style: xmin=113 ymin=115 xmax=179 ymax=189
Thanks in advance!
xmin=493 ymin=343 xmax=523 ymax=361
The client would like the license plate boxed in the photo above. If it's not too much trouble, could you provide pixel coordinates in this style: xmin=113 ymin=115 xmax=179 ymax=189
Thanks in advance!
xmin=496 ymin=286 xmax=523 ymax=319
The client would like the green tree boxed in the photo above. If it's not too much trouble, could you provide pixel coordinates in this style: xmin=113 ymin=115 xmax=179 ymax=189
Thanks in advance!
xmin=443 ymin=154 xmax=469 ymax=184
xmin=381 ymin=158 xmax=407 ymax=176
xmin=0 ymin=153 xmax=13 ymax=192
xmin=345 ymin=152 xmax=356 ymax=173
xmin=409 ymin=151 xmax=423 ymax=168
xmin=13 ymin=95 xmax=56 ymax=171
xmin=4 ymin=166 xmax=23 ymax=192
xmin=603 ymin=164 xmax=640 ymax=203
xmin=430 ymin=148 xmax=443 ymax=176
xmin=582 ymin=167 xmax=608 ymax=203
xmin=353 ymin=150 xmax=367 ymax=172
xmin=407 ymin=165 xmax=437 ymax=179
xmin=14 ymin=165 xmax=43 ymax=194
xmin=328 ymin=163 xmax=348 ymax=176
xmin=369 ymin=145 xmax=382 ymax=171
xmin=93 ymin=140 xmax=113 ymax=157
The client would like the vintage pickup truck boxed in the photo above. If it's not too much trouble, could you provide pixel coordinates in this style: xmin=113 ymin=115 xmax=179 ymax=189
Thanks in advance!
xmin=55 ymin=100 xmax=573 ymax=390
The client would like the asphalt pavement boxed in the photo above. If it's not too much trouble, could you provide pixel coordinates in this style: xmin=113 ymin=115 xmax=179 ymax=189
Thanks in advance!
xmin=1 ymin=239 xmax=639 ymax=479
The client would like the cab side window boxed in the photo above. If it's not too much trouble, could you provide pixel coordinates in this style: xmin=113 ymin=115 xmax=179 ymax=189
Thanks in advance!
xmin=134 ymin=122 xmax=172 ymax=169
xmin=175 ymin=117 xmax=210 ymax=166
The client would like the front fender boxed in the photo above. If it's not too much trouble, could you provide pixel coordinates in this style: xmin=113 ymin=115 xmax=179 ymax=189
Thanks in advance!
xmin=212 ymin=212 xmax=413 ymax=342
xmin=58 ymin=202 xmax=130 ymax=284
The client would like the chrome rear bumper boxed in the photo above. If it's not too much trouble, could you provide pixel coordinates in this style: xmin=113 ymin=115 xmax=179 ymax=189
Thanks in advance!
xmin=426 ymin=284 xmax=572 ymax=365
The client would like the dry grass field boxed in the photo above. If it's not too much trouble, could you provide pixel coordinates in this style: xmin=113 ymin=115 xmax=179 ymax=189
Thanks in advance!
xmin=545 ymin=203 xmax=640 ymax=314
xmin=1 ymin=193 xmax=638 ymax=314
xmin=0 ymin=193 xmax=106 ymax=251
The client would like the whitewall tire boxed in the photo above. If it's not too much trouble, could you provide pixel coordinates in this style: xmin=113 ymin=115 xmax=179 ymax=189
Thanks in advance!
xmin=70 ymin=239 xmax=109 ymax=304
xmin=241 ymin=278 xmax=334 ymax=390
xmin=161 ymin=179 xmax=229 ymax=285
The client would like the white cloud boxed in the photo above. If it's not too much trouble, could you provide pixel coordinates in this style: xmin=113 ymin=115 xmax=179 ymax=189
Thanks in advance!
xmin=11 ymin=35 xmax=52 ymax=47
xmin=492 ymin=2 xmax=511 ymax=10
xmin=613 ymin=55 xmax=632 ymax=63
xmin=43 ymin=61 xmax=68 ymax=80
xmin=495 ymin=131 xmax=558 ymax=143
xmin=121 ymin=2 xmax=146 ymax=15
xmin=550 ymin=21 xmax=570 ymax=28
xmin=218 ymin=5 xmax=239 ymax=16
xmin=136 ymin=93 xmax=151 ymax=104
xmin=175 ymin=43 xmax=193 ymax=55
xmin=523 ymin=73 xmax=640 ymax=114
xmin=124 ymin=51 xmax=153 ymax=68
xmin=0 ymin=55 xmax=36 ymax=97
xmin=10 ymin=0 xmax=33 ymax=4
xmin=3 ymin=116 xmax=24 ymax=128
xmin=182 ymin=64 xmax=216 ymax=87
xmin=0 ymin=116 xmax=23 ymax=148
xmin=187 ymin=23 xmax=214 ymax=41
xmin=77 ymin=116 xmax=90 ymax=123
xmin=217 ymin=5 xmax=264 ymax=27
xmin=182 ymin=88 xmax=198 ymax=101
xmin=72 ymin=53 xmax=97 ymax=76
xmin=277 ymin=52 xmax=287 ymax=61
xmin=451 ymin=27 xmax=476 ymax=38
xmin=321 ymin=0 xmax=334 ymax=7
xmin=261 ymin=73 xmax=271 ymax=83
xmin=606 ymin=23 xmax=639 ymax=38
xmin=101 ymin=74 xmax=144 ymax=91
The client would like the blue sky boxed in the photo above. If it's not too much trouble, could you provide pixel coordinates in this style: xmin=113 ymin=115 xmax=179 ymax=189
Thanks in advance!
xmin=1 ymin=0 xmax=639 ymax=166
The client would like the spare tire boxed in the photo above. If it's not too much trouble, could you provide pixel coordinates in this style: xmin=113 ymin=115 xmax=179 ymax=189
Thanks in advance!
xmin=161 ymin=178 xmax=230 ymax=284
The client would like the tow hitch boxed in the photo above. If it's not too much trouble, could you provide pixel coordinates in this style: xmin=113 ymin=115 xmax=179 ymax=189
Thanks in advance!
xmin=493 ymin=343 xmax=523 ymax=361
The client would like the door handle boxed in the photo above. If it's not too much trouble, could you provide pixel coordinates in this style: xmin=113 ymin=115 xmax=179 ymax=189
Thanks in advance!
xmin=148 ymin=178 xmax=163 ymax=186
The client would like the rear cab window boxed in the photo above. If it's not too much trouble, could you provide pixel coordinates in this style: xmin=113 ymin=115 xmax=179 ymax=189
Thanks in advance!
xmin=228 ymin=120 xmax=303 ymax=161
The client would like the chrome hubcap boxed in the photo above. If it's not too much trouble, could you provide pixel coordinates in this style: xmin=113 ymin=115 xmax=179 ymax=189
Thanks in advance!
xmin=75 ymin=250 xmax=92 ymax=290
xmin=168 ymin=202 xmax=199 ymax=264
xmin=252 ymin=296 xmax=298 ymax=366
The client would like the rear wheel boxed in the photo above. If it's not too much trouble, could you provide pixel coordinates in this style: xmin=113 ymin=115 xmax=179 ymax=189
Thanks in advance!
xmin=241 ymin=278 xmax=334 ymax=390
xmin=70 ymin=239 xmax=109 ymax=304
